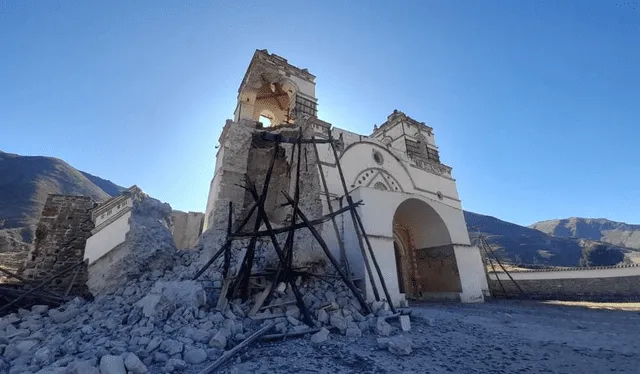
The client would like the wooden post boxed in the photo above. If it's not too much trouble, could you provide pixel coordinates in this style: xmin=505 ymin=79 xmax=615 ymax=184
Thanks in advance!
xmin=197 ymin=321 xmax=275 ymax=374
xmin=285 ymin=129 xmax=303 ymax=269
xmin=329 ymin=134 xmax=381 ymax=301
xmin=192 ymin=241 xmax=231 ymax=280
xmin=282 ymin=191 xmax=372 ymax=314
xmin=245 ymin=183 xmax=315 ymax=327
xmin=223 ymin=202 xmax=233 ymax=278
xmin=238 ymin=141 xmax=282 ymax=299
xmin=352 ymin=209 xmax=397 ymax=313
xmin=312 ymin=139 xmax=351 ymax=276
xmin=481 ymin=235 xmax=525 ymax=296
xmin=0 ymin=266 xmax=65 ymax=300
xmin=0 ymin=260 xmax=87 ymax=314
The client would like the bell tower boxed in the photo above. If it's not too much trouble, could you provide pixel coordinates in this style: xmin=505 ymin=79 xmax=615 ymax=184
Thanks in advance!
xmin=234 ymin=49 xmax=318 ymax=127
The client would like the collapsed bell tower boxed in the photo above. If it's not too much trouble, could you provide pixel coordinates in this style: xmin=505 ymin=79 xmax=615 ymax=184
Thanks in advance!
xmin=202 ymin=50 xmax=325 ymax=268
xmin=233 ymin=49 xmax=318 ymax=126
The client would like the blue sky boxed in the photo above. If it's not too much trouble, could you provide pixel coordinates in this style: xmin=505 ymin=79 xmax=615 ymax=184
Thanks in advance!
xmin=1 ymin=1 xmax=638 ymax=226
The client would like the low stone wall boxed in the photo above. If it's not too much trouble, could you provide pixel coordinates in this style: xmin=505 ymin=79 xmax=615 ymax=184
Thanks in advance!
xmin=489 ymin=265 xmax=640 ymax=301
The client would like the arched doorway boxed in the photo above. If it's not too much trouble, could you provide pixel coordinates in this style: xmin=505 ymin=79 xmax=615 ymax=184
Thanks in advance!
xmin=392 ymin=198 xmax=462 ymax=300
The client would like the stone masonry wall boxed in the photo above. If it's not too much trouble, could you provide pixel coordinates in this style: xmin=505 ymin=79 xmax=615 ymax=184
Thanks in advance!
xmin=19 ymin=195 xmax=96 ymax=295
xmin=489 ymin=275 xmax=640 ymax=301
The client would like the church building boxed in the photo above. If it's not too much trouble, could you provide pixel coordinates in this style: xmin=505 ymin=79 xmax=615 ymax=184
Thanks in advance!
xmin=204 ymin=49 xmax=488 ymax=305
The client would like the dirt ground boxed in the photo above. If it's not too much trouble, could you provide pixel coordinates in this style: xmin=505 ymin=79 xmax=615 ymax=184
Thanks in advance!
xmin=217 ymin=300 xmax=640 ymax=373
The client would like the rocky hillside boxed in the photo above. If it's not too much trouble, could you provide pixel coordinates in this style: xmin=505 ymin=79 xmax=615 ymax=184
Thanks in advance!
xmin=0 ymin=150 xmax=123 ymax=273
xmin=531 ymin=217 xmax=640 ymax=250
xmin=464 ymin=211 xmax=640 ymax=267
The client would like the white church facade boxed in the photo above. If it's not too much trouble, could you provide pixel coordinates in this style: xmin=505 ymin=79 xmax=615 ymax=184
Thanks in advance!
xmin=204 ymin=49 xmax=488 ymax=305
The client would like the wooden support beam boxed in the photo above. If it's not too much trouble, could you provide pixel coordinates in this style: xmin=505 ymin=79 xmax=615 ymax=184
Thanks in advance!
xmin=260 ymin=132 xmax=336 ymax=145
xmin=64 ymin=264 xmax=83 ymax=298
xmin=247 ymin=281 xmax=273 ymax=316
xmin=0 ymin=266 xmax=65 ymax=300
xmin=329 ymin=135 xmax=381 ymax=301
xmin=313 ymin=139 xmax=351 ymax=275
xmin=192 ymin=241 xmax=231 ymax=280
xmin=0 ymin=260 xmax=87 ymax=314
xmin=282 ymin=190 xmax=372 ymax=315
xmin=245 ymin=183 xmax=315 ymax=327
xmin=353 ymin=209 xmax=397 ymax=314
xmin=230 ymin=202 xmax=361 ymax=239
xmin=238 ymin=141 xmax=281 ymax=300
xmin=285 ymin=129 xmax=303 ymax=269
xmin=216 ymin=279 xmax=231 ymax=312
xmin=223 ymin=202 xmax=233 ymax=278
xmin=197 ymin=321 xmax=275 ymax=374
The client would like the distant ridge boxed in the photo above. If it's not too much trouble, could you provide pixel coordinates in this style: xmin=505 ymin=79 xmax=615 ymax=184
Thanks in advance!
xmin=464 ymin=211 xmax=640 ymax=267
xmin=531 ymin=217 xmax=640 ymax=250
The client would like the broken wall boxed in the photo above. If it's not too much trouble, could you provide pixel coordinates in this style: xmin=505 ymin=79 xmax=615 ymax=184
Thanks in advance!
xmin=202 ymin=119 xmax=326 ymax=270
xmin=87 ymin=194 xmax=177 ymax=295
xmin=19 ymin=195 xmax=96 ymax=295
xmin=171 ymin=211 xmax=204 ymax=250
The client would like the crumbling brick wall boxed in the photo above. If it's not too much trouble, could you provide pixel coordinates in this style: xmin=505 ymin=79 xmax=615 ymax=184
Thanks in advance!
xmin=19 ymin=195 xmax=95 ymax=295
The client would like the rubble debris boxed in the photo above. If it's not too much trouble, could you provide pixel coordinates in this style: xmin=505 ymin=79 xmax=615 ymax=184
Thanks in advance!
xmin=310 ymin=327 xmax=331 ymax=343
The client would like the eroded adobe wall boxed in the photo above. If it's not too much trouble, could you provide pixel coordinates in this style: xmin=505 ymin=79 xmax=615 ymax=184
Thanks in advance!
xmin=19 ymin=195 xmax=95 ymax=295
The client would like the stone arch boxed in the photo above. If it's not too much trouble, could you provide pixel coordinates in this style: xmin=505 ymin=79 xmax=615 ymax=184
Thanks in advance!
xmin=251 ymin=81 xmax=294 ymax=126
xmin=392 ymin=198 xmax=462 ymax=299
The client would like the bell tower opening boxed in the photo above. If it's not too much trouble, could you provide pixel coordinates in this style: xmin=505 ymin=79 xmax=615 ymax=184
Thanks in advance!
xmin=233 ymin=49 xmax=318 ymax=126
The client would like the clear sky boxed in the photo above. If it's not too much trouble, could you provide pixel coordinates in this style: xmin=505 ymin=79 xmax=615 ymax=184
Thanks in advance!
xmin=1 ymin=1 xmax=638 ymax=226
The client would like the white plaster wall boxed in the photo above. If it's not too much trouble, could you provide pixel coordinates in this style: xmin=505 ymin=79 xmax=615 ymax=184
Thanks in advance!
xmin=84 ymin=211 xmax=131 ymax=265
xmin=490 ymin=266 xmax=640 ymax=281
xmin=352 ymin=188 xmax=470 ymax=246
xmin=290 ymin=76 xmax=315 ymax=99
xmin=454 ymin=245 xmax=488 ymax=302
xmin=316 ymin=139 xmax=462 ymax=210
xmin=346 ymin=187 xmax=477 ymax=305
xmin=366 ymin=236 xmax=406 ymax=306
xmin=94 ymin=198 xmax=131 ymax=228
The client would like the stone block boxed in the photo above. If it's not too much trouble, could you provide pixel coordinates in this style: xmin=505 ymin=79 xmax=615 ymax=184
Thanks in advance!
xmin=310 ymin=327 xmax=330 ymax=344
xmin=399 ymin=315 xmax=411 ymax=332
xmin=183 ymin=348 xmax=207 ymax=364
xmin=99 ymin=355 xmax=126 ymax=374
xmin=124 ymin=352 xmax=148 ymax=374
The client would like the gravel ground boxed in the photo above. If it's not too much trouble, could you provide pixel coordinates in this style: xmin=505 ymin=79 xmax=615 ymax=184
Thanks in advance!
xmin=218 ymin=300 xmax=640 ymax=374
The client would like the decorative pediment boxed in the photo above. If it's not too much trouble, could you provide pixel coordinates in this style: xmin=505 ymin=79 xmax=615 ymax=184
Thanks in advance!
xmin=352 ymin=168 xmax=404 ymax=192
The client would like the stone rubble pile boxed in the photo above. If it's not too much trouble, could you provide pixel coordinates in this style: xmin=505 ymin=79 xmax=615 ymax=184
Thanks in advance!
xmin=1 ymin=261 xmax=412 ymax=373
xmin=0 ymin=196 xmax=412 ymax=373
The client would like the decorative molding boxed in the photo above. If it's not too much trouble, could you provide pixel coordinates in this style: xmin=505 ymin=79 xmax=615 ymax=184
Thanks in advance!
xmin=352 ymin=167 xmax=404 ymax=192
xmin=409 ymin=158 xmax=454 ymax=180
xmin=91 ymin=207 xmax=131 ymax=235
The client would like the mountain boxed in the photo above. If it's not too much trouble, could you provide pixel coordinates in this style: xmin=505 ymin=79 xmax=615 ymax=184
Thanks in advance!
xmin=464 ymin=211 xmax=640 ymax=267
xmin=531 ymin=218 xmax=640 ymax=250
xmin=0 ymin=150 xmax=124 ymax=276
xmin=1 ymin=149 xmax=636 ymax=272
xmin=80 ymin=171 xmax=126 ymax=198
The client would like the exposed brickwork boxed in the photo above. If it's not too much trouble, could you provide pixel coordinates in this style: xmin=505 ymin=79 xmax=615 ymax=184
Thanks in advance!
xmin=489 ymin=276 xmax=640 ymax=301
xmin=19 ymin=195 xmax=96 ymax=295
